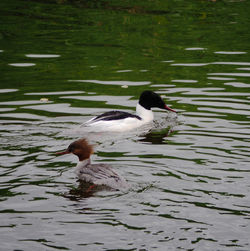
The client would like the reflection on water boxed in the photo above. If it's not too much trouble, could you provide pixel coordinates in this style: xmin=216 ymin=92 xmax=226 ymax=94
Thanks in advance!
xmin=68 ymin=79 xmax=151 ymax=86
xmin=138 ymin=127 xmax=175 ymax=144
xmin=8 ymin=63 xmax=36 ymax=67
xmin=25 ymin=54 xmax=61 ymax=58
xmin=66 ymin=182 xmax=108 ymax=200
xmin=1 ymin=0 xmax=250 ymax=250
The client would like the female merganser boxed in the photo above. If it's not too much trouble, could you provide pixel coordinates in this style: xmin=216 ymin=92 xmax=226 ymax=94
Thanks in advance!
xmin=82 ymin=90 xmax=177 ymax=132
xmin=56 ymin=138 xmax=129 ymax=191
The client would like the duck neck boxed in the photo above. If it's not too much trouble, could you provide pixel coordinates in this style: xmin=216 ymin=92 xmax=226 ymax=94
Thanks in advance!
xmin=75 ymin=158 xmax=91 ymax=175
xmin=136 ymin=103 xmax=154 ymax=122
xmin=77 ymin=158 xmax=91 ymax=168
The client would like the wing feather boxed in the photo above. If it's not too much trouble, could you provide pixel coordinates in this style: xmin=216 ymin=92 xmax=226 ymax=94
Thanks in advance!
xmin=87 ymin=111 xmax=141 ymax=123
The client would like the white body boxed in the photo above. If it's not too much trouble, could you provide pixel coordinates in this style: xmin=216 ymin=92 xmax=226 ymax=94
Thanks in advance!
xmin=83 ymin=104 xmax=154 ymax=132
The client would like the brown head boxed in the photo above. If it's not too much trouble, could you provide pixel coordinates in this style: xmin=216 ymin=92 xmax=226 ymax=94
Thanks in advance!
xmin=56 ymin=138 xmax=94 ymax=161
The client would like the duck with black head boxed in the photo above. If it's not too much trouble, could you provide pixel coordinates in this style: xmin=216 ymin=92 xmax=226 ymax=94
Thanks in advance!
xmin=82 ymin=90 xmax=177 ymax=132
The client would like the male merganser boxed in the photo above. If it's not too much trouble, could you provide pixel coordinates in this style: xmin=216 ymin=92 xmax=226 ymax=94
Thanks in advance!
xmin=82 ymin=90 xmax=177 ymax=132
xmin=56 ymin=138 xmax=129 ymax=191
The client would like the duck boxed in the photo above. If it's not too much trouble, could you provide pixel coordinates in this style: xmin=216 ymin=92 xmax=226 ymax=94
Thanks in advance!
xmin=56 ymin=138 xmax=129 ymax=191
xmin=82 ymin=90 xmax=177 ymax=132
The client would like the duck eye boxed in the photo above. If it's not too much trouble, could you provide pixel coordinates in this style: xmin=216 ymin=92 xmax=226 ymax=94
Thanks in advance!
xmin=68 ymin=145 xmax=74 ymax=153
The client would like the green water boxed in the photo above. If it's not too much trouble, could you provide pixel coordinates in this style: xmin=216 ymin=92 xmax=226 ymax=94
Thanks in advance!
xmin=1 ymin=0 xmax=250 ymax=250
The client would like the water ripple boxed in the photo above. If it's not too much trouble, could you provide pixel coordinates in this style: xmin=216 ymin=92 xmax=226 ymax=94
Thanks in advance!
xmin=25 ymin=54 xmax=60 ymax=58
xmin=68 ymin=79 xmax=150 ymax=86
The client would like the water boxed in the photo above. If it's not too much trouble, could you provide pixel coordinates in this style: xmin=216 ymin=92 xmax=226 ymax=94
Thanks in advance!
xmin=1 ymin=0 xmax=250 ymax=250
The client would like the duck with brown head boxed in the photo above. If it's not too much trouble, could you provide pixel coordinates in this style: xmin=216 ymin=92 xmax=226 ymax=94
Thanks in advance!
xmin=56 ymin=138 xmax=129 ymax=191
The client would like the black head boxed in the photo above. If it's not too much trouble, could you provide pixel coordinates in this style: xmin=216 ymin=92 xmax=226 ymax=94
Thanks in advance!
xmin=139 ymin=90 xmax=176 ymax=112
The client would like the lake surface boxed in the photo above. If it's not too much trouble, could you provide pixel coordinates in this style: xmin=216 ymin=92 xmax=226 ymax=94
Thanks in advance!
xmin=1 ymin=0 xmax=250 ymax=250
